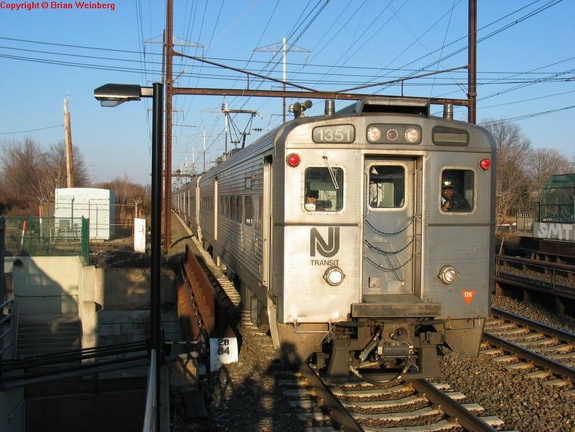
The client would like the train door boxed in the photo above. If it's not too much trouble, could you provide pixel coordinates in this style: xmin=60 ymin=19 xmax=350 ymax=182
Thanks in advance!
xmin=262 ymin=157 xmax=272 ymax=288
xmin=213 ymin=176 xmax=220 ymax=266
xmin=363 ymin=158 xmax=419 ymax=298
xmin=263 ymin=156 xmax=281 ymax=350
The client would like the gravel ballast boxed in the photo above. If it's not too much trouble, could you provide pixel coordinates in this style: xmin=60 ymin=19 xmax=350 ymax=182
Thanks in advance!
xmin=173 ymin=295 xmax=575 ymax=431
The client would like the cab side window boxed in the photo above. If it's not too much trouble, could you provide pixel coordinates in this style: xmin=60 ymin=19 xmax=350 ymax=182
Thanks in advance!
xmin=441 ymin=169 xmax=474 ymax=213
xmin=304 ymin=167 xmax=344 ymax=212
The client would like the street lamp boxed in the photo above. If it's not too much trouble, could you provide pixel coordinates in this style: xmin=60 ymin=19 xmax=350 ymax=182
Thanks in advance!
xmin=94 ymin=83 xmax=153 ymax=106
xmin=94 ymin=82 xmax=163 ymax=428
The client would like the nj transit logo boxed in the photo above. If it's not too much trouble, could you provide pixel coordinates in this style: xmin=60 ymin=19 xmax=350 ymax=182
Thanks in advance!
xmin=310 ymin=227 xmax=340 ymax=257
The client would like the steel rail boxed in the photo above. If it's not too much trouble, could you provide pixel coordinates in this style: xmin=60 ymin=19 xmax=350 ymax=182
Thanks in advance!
xmin=298 ymin=362 xmax=365 ymax=432
xmin=411 ymin=379 xmax=499 ymax=432
xmin=491 ymin=307 xmax=575 ymax=341
xmin=482 ymin=332 xmax=575 ymax=381
xmin=484 ymin=312 xmax=575 ymax=382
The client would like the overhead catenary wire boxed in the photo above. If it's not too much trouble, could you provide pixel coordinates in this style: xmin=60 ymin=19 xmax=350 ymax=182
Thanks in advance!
xmin=1 ymin=38 xmax=571 ymax=118
xmin=0 ymin=1 xmax=572 ymax=167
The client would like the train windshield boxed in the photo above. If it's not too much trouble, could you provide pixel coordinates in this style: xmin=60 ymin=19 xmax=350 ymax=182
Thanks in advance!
xmin=304 ymin=167 xmax=344 ymax=212
xmin=368 ymin=165 xmax=405 ymax=209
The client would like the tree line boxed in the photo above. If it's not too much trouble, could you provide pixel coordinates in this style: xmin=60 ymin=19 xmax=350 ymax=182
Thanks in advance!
xmin=481 ymin=120 xmax=575 ymax=224
xmin=1 ymin=119 xmax=574 ymax=223
xmin=0 ymin=138 xmax=150 ymax=217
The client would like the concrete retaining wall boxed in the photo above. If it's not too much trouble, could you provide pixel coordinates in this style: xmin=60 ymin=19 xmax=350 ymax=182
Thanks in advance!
xmin=2 ymin=256 xmax=181 ymax=432
xmin=4 ymin=257 xmax=180 ymax=350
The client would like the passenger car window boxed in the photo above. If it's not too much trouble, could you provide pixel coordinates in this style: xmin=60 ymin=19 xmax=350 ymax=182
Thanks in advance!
xmin=236 ymin=196 xmax=243 ymax=222
xmin=304 ymin=167 xmax=344 ymax=212
xmin=368 ymin=165 xmax=405 ymax=209
xmin=440 ymin=169 xmax=474 ymax=213
xmin=255 ymin=195 xmax=263 ymax=231
xmin=245 ymin=196 xmax=253 ymax=225
xmin=230 ymin=196 xmax=236 ymax=220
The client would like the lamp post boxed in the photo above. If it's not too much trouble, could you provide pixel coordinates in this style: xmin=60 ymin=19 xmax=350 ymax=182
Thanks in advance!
xmin=94 ymin=82 xmax=163 ymax=428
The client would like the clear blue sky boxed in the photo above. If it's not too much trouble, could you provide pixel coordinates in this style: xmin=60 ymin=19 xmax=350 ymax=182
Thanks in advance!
xmin=1 ymin=1 xmax=574 ymax=186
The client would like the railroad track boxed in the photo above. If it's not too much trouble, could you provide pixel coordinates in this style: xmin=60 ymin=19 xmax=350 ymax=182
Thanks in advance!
xmin=277 ymin=362 xmax=505 ymax=431
xmin=235 ymin=309 xmax=508 ymax=431
xmin=179 ymin=237 xmax=510 ymax=431
xmin=483 ymin=307 xmax=575 ymax=386
xmin=238 ymin=306 xmax=507 ymax=431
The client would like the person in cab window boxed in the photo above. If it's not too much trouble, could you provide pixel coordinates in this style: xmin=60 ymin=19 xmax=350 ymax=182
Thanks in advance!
xmin=441 ymin=181 xmax=470 ymax=212
xmin=305 ymin=190 xmax=325 ymax=211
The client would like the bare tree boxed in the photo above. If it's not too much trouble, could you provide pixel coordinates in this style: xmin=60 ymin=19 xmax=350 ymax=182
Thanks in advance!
xmin=0 ymin=138 xmax=90 ymax=215
xmin=45 ymin=141 xmax=90 ymax=189
xmin=97 ymin=175 xmax=151 ymax=220
xmin=0 ymin=138 xmax=48 ymax=213
xmin=481 ymin=119 xmax=575 ymax=222
xmin=0 ymin=181 xmax=12 ymax=214
xmin=481 ymin=119 xmax=532 ymax=223
xmin=525 ymin=147 xmax=575 ymax=200
xmin=98 ymin=176 xmax=149 ymax=204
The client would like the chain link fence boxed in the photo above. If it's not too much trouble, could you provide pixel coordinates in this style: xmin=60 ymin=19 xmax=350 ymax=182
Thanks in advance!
xmin=2 ymin=216 xmax=89 ymax=260
xmin=1 ymin=204 xmax=146 ymax=260
xmin=40 ymin=202 xmax=145 ymax=239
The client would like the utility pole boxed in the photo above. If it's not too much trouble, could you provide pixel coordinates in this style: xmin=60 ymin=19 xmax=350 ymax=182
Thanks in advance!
xmin=187 ymin=148 xmax=196 ymax=174
xmin=63 ymin=97 xmax=75 ymax=188
xmin=222 ymin=102 xmax=228 ymax=155
xmin=468 ymin=0 xmax=477 ymax=124
xmin=180 ymin=148 xmax=196 ymax=175
xmin=189 ymin=130 xmax=211 ymax=173
xmin=191 ymin=148 xmax=195 ymax=174
xmin=164 ymin=0 xmax=174 ymax=253
xmin=255 ymin=37 xmax=310 ymax=122
xmin=202 ymin=130 xmax=207 ymax=172
xmin=160 ymin=0 xmax=203 ymax=252
xmin=195 ymin=130 xmax=208 ymax=173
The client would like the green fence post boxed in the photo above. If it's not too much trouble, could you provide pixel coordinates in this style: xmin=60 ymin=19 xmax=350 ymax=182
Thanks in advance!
xmin=82 ymin=217 xmax=90 ymax=263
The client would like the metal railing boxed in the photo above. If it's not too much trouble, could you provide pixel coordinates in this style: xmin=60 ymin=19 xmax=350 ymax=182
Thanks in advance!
xmin=0 ymin=299 xmax=18 ymax=361
xmin=496 ymin=255 xmax=575 ymax=299
xmin=142 ymin=349 xmax=158 ymax=432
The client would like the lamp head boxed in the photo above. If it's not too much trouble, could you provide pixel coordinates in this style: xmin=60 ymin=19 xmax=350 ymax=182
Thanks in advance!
xmin=94 ymin=84 xmax=149 ymax=107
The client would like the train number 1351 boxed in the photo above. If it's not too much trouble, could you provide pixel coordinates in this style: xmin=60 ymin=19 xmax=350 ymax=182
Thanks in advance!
xmin=312 ymin=125 xmax=355 ymax=143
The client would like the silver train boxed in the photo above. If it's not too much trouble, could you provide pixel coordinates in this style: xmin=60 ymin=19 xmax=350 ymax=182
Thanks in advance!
xmin=173 ymin=98 xmax=496 ymax=381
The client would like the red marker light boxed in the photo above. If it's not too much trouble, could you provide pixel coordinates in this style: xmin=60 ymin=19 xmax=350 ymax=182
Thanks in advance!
xmin=479 ymin=158 xmax=491 ymax=170
xmin=386 ymin=129 xmax=398 ymax=141
xmin=286 ymin=153 xmax=301 ymax=167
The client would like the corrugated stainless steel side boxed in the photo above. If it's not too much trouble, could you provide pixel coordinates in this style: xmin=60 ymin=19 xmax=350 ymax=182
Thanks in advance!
xmin=197 ymin=131 xmax=276 ymax=301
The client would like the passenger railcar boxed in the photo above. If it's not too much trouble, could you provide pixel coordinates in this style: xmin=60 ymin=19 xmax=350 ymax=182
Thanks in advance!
xmin=174 ymin=97 xmax=496 ymax=381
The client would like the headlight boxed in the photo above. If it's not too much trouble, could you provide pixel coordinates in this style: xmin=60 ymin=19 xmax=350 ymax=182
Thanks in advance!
xmin=405 ymin=127 xmax=420 ymax=143
xmin=367 ymin=126 xmax=382 ymax=142
xmin=438 ymin=265 xmax=459 ymax=284
xmin=324 ymin=266 xmax=345 ymax=286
